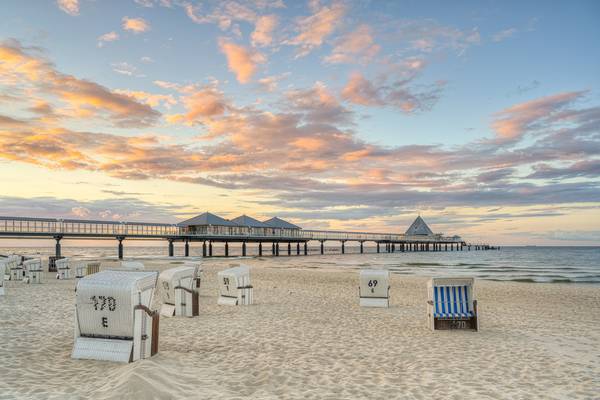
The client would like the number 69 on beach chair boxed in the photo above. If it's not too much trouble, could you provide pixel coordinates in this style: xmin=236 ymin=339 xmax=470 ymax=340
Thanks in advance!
xmin=159 ymin=264 xmax=202 ymax=317
xmin=217 ymin=265 xmax=253 ymax=306
xmin=427 ymin=277 xmax=479 ymax=331
xmin=72 ymin=270 xmax=160 ymax=363
xmin=359 ymin=269 xmax=390 ymax=307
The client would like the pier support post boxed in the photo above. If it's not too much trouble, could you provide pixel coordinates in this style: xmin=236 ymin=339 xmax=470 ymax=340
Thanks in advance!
xmin=320 ymin=241 xmax=324 ymax=255
xmin=272 ymin=242 xmax=276 ymax=255
xmin=296 ymin=242 xmax=300 ymax=255
xmin=242 ymin=242 xmax=247 ymax=257
xmin=209 ymin=241 xmax=213 ymax=257
xmin=360 ymin=241 xmax=364 ymax=254
xmin=341 ymin=241 xmax=345 ymax=254
xmin=117 ymin=236 xmax=124 ymax=260
xmin=202 ymin=241 xmax=207 ymax=257
xmin=451 ymin=244 xmax=454 ymax=251
xmin=185 ymin=240 xmax=189 ymax=257
xmin=225 ymin=242 xmax=229 ymax=257
xmin=288 ymin=242 xmax=291 ymax=256
xmin=276 ymin=243 xmax=280 ymax=256
xmin=377 ymin=243 xmax=380 ymax=253
xmin=259 ymin=242 xmax=263 ymax=256
xmin=168 ymin=239 xmax=174 ymax=257
xmin=392 ymin=244 xmax=395 ymax=253
xmin=304 ymin=242 xmax=308 ymax=255
xmin=54 ymin=235 xmax=62 ymax=258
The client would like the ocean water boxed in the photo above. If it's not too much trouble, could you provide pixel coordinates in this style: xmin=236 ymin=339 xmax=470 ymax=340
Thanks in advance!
xmin=1 ymin=245 xmax=599 ymax=285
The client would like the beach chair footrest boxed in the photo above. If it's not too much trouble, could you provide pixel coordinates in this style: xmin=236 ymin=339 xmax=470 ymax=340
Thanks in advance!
xmin=434 ymin=317 xmax=477 ymax=330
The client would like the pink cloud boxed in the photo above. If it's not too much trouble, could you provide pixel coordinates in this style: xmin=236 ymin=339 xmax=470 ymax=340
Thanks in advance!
xmin=57 ymin=0 xmax=79 ymax=16
xmin=251 ymin=15 xmax=278 ymax=47
xmin=287 ymin=1 xmax=346 ymax=57
xmin=324 ymin=24 xmax=380 ymax=64
xmin=218 ymin=40 xmax=265 ymax=83
xmin=122 ymin=17 xmax=150 ymax=33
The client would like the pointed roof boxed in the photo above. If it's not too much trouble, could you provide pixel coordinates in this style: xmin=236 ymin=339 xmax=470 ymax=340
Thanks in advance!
xmin=177 ymin=212 xmax=237 ymax=227
xmin=405 ymin=216 xmax=434 ymax=236
xmin=263 ymin=217 xmax=301 ymax=230
xmin=230 ymin=215 xmax=270 ymax=228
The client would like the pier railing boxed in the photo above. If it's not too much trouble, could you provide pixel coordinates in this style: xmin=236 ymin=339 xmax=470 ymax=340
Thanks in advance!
xmin=0 ymin=216 xmax=463 ymax=243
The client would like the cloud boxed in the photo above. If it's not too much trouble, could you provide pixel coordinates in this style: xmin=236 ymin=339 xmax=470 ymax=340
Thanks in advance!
xmin=491 ymin=91 xmax=585 ymax=143
xmin=111 ymin=62 xmax=138 ymax=76
xmin=166 ymin=85 xmax=228 ymax=124
xmin=493 ymin=28 xmax=518 ymax=42
xmin=526 ymin=160 xmax=600 ymax=180
xmin=341 ymin=73 xmax=383 ymax=106
xmin=57 ymin=0 xmax=79 ymax=16
xmin=287 ymin=1 xmax=346 ymax=57
xmin=98 ymin=31 xmax=119 ymax=47
xmin=113 ymin=89 xmax=177 ymax=109
xmin=182 ymin=1 xmax=283 ymax=32
xmin=218 ymin=40 xmax=265 ymax=83
xmin=122 ymin=17 xmax=151 ymax=33
xmin=257 ymin=72 xmax=290 ymax=92
xmin=324 ymin=24 xmax=380 ymax=64
xmin=251 ymin=15 xmax=278 ymax=47
xmin=0 ymin=40 xmax=160 ymax=127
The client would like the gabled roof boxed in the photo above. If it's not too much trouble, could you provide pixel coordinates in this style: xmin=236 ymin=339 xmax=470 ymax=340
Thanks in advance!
xmin=405 ymin=216 xmax=434 ymax=236
xmin=263 ymin=217 xmax=301 ymax=230
xmin=177 ymin=212 xmax=237 ymax=227
xmin=230 ymin=215 xmax=270 ymax=228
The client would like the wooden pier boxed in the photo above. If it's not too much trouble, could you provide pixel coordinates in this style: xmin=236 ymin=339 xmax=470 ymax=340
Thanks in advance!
xmin=0 ymin=216 xmax=492 ymax=259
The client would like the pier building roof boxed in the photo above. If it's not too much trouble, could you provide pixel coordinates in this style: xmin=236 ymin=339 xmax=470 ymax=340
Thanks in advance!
xmin=405 ymin=216 xmax=434 ymax=236
xmin=177 ymin=212 xmax=237 ymax=227
xmin=230 ymin=215 xmax=270 ymax=228
xmin=263 ymin=217 xmax=301 ymax=230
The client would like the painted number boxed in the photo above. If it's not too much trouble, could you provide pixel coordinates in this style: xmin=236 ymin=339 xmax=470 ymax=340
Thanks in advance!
xmin=368 ymin=279 xmax=378 ymax=293
xmin=223 ymin=277 xmax=230 ymax=291
xmin=90 ymin=295 xmax=117 ymax=311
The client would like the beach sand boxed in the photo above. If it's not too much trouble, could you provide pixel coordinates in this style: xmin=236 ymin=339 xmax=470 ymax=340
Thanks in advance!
xmin=0 ymin=257 xmax=598 ymax=399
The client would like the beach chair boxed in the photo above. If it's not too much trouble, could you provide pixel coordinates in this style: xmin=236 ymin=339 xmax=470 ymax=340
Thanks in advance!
xmin=72 ymin=270 xmax=160 ymax=363
xmin=8 ymin=255 xmax=24 ymax=281
xmin=56 ymin=258 xmax=72 ymax=279
xmin=23 ymin=258 xmax=43 ymax=284
xmin=217 ymin=265 xmax=253 ymax=306
xmin=76 ymin=261 xmax=101 ymax=278
xmin=159 ymin=264 xmax=202 ymax=317
xmin=120 ymin=261 xmax=145 ymax=270
xmin=427 ymin=277 xmax=479 ymax=331
xmin=359 ymin=269 xmax=390 ymax=307
xmin=0 ymin=259 xmax=6 ymax=295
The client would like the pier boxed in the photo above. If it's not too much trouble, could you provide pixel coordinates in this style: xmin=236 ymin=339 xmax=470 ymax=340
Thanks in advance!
xmin=0 ymin=214 xmax=493 ymax=259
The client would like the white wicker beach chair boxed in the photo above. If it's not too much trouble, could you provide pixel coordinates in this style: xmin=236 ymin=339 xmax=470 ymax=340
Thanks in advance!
xmin=359 ymin=269 xmax=390 ymax=308
xmin=217 ymin=265 xmax=253 ymax=306
xmin=8 ymin=255 xmax=24 ymax=281
xmin=0 ymin=259 xmax=6 ymax=296
xmin=76 ymin=261 xmax=101 ymax=278
xmin=72 ymin=270 xmax=160 ymax=363
xmin=159 ymin=263 xmax=202 ymax=317
xmin=56 ymin=258 xmax=72 ymax=279
xmin=427 ymin=277 xmax=479 ymax=331
xmin=23 ymin=258 xmax=43 ymax=284
xmin=120 ymin=261 xmax=145 ymax=270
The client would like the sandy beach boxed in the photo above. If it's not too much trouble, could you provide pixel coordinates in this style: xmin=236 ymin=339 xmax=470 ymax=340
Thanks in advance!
xmin=1 ymin=257 xmax=599 ymax=400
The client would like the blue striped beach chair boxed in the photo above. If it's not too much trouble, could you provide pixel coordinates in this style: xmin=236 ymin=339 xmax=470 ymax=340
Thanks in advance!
xmin=427 ymin=277 xmax=479 ymax=331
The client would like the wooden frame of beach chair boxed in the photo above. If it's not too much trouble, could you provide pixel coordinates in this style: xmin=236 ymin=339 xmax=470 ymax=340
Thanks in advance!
xmin=72 ymin=270 xmax=160 ymax=363
xmin=56 ymin=258 xmax=72 ymax=279
xmin=427 ymin=277 xmax=479 ymax=331
xmin=217 ymin=265 xmax=253 ymax=306
xmin=359 ymin=269 xmax=390 ymax=307
xmin=8 ymin=255 xmax=24 ymax=281
xmin=23 ymin=258 xmax=43 ymax=284
xmin=159 ymin=263 xmax=202 ymax=317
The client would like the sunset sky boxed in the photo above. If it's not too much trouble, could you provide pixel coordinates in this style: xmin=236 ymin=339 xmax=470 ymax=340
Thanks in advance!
xmin=1 ymin=0 xmax=599 ymax=245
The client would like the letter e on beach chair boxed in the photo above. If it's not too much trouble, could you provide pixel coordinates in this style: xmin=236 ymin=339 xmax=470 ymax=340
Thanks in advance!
xmin=159 ymin=264 xmax=202 ymax=317
xmin=23 ymin=258 xmax=43 ymax=284
xmin=359 ymin=269 xmax=390 ymax=307
xmin=427 ymin=277 xmax=479 ymax=331
xmin=72 ymin=270 xmax=160 ymax=363
xmin=217 ymin=265 xmax=253 ymax=306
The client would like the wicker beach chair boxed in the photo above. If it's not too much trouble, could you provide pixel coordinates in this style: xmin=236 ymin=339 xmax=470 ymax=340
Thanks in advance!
xmin=0 ymin=259 xmax=6 ymax=295
xmin=217 ymin=265 xmax=253 ymax=306
xmin=8 ymin=255 xmax=24 ymax=281
xmin=72 ymin=270 xmax=160 ymax=363
xmin=159 ymin=263 xmax=202 ymax=317
xmin=427 ymin=277 xmax=479 ymax=331
xmin=23 ymin=258 xmax=43 ymax=284
xmin=359 ymin=269 xmax=390 ymax=308
xmin=56 ymin=258 xmax=72 ymax=279
xmin=120 ymin=261 xmax=145 ymax=270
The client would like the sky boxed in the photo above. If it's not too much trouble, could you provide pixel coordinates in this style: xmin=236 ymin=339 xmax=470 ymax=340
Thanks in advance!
xmin=0 ymin=0 xmax=599 ymax=246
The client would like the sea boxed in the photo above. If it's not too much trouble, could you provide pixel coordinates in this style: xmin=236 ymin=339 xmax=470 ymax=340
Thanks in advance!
xmin=1 ymin=245 xmax=599 ymax=285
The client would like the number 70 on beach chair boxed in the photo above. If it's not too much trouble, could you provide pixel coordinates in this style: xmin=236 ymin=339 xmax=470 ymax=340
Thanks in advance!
xmin=427 ymin=277 xmax=479 ymax=331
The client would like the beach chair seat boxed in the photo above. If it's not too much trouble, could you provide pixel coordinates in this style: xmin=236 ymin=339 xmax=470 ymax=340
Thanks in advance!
xmin=359 ymin=269 xmax=390 ymax=308
xmin=159 ymin=263 xmax=202 ymax=317
xmin=56 ymin=258 xmax=72 ymax=279
xmin=120 ymin=261 xmax=145 ymax=270
xmin=72 ymin=270 xmax=159 ymax=363
xmin=217 ymin=265 xmax=253 ymax=306
xmin=23 ymin=258 xmax=43 ymax=284
xmin=427 ymin=277 xmax=479 ymax=331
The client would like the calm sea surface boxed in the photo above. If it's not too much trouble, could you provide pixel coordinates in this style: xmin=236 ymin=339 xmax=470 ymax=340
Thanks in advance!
xmin=1 ymin=245 xmax=599 ymax=285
